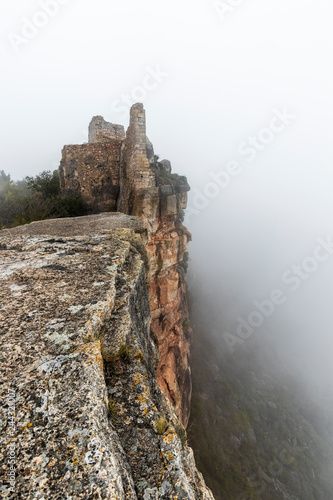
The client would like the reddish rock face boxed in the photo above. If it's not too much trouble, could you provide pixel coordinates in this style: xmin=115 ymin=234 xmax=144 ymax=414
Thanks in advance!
xmin=59 ymin=103 xmax=192 ymax=427
xmin=147 ymin=217 xmax=192 ymax=427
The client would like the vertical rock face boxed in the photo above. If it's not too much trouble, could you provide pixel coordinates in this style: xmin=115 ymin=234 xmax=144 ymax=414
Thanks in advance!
xmin=147 ymin=221 xmax=192 ymax=427
xmin=59 ymin=104 xmax=192 ymax=428
xmin=0 ymin=215 xmax=214 ymax=499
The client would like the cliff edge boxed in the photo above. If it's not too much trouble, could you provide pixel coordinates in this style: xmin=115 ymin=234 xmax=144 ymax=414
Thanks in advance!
xmin=0 ymin=214 xmax=214 ymax=499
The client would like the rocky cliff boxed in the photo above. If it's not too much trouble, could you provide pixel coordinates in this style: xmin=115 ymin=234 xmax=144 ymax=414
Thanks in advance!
xmin=59 ymin=104 xmax=192 ymax=427
xmin=0 ymin=214 xmax=214 ymax=499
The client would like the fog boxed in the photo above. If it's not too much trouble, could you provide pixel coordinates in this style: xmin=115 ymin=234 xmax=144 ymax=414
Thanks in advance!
xmin=2 ymin=0 xmax=333 ymax=417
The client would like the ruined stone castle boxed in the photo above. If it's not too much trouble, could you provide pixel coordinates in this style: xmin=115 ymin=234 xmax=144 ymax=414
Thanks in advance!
xmin=59 ymin=104 xmax=188 ymax=227
xmin=0 ymin=104 xmax=215 ymax=499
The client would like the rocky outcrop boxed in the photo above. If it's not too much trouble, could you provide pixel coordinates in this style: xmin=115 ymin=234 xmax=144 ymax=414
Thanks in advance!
xmin=59 ymin=104 xmax=193 ymax=428
xmin=0 ymin=214 xmax=214 ymax=499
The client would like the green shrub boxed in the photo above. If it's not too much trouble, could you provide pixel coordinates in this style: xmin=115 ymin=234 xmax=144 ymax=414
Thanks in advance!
xmin=156 ymin=418 xmax=168 ymax=435
xmin=118 ymin=343 xmax=132 ymax=363
xmin=108 ymin=398 xmax=119 ymax=416
xmin=182 ymin=319 xmax=191 ymax=332
xmin=0 ymin=169 xmax=87 ymax=228
xmin=176 ymin=424 xmax=188 ymax=447
xmin=150 ymin=162 xmax=188 ymax=187
xmin=26 ymin=170 xmax=60 ymax=198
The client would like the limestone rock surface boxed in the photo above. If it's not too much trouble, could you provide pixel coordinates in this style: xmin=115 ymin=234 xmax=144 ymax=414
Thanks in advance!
xmin=0 ymin=214 xmax=214 ymax=500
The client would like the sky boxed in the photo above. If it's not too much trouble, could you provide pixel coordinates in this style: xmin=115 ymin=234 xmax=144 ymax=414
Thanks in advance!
xmin=1 ymin=0 xmax=333 ymax=397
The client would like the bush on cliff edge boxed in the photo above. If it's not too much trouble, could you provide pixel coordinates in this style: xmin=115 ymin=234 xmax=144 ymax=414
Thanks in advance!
xmin=0 ymin=169 xmax=87 ymax=228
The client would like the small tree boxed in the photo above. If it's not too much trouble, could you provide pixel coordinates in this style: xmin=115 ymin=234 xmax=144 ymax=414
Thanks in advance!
xmin=26 ymin=170 xmax=60 ymax=198
xmin=0 ymin=169 xmax=87 ymax=228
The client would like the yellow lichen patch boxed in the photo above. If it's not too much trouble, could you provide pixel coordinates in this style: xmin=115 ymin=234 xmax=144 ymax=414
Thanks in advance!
xmin=132 ymin=372 xmax=149 ymax=388
xmin=74 ymin=341 xmax=104 ymax=370
xmin=134 ymin=350 xmax=145 ymax=363
xmin=159 ymin=449 xmax=175 ymax=470
xmin=132 ymin=373 xmax=142 ymax=386
xmin=74 ymin=340 xmax=102 ymax=354
xmin=162 ymin=429 xmax=176 ymax=445
xmin=5 ymin=421 xmax=34 ymax=444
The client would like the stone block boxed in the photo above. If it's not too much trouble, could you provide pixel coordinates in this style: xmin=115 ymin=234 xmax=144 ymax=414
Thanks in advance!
xmin=160 ymin=195 xmax=178 ymax=217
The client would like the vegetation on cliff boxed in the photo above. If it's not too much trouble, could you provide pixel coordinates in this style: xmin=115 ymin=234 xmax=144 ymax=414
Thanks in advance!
xmin=149 ymin=156 xmax=188 ymax=188
xmin=0 ymin=169 xmax=86 ymax=228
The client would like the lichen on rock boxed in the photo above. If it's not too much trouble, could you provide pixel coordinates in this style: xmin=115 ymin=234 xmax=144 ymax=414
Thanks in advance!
xmin=0 ymin=214 xmax=213 ymax=499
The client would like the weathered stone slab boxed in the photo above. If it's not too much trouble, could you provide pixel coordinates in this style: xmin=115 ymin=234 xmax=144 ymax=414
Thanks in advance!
xmin=2 ymin=213 xmax=148 ymax=241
